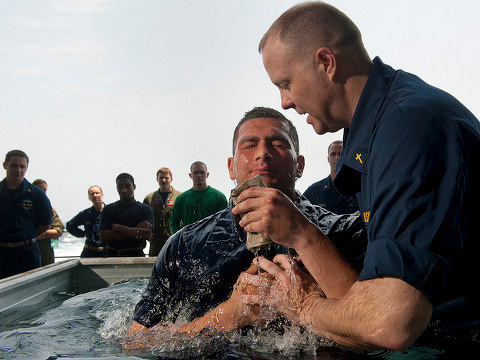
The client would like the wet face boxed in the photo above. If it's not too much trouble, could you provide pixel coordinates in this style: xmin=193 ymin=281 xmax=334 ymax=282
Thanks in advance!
xmin=228 ymin=117 xmax=304 ymax=199
xmin=88 ymin=186 xmax=104 ymax=205
xmin=262 ymin=35 xmax=344 ymax=135
xmin=116 ymin=179 xmax=135 ymax=202
xmin=3 ymin=156 xmax=28 ymax=185
xmin=327 ymin=143 xmax=343 ymax=173
xmin=189 ymin=164 xmax=208 ymax=188
xmin=156 ymin=172 xmax=172 ymax=192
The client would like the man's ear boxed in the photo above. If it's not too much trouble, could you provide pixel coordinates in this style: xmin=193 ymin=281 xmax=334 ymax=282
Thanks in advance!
xmin=295 ymin=155 xmax=305 ymax=179
xmin=315 ymin=47 xmax=337 ymax=81
xmin=2 ymin=162 xmax=6 ymax=170
xmin=227 ymin=157 xmax=237 ymax=180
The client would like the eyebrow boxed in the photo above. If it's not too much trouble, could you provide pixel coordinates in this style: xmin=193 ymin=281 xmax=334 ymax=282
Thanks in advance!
xmin=238 ymin=134 xmax=291 ymax=147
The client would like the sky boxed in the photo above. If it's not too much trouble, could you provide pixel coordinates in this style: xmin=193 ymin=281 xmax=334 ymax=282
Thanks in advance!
xmin=1 ymin=0 xmax=479 ymax=222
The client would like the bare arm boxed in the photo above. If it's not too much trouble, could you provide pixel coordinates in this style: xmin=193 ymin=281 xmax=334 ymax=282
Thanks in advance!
xmin=37 ymin=210 xmax=64 ymax=240
xmin=127 ymin=265 xmax=261 ymax=336
xmin=242 ymin=255 xmax=432 ymax=351
xmin=36 ymin=229 xmax=62 ymax=240
xmin=302 ymin=277 xmax=432 ymax=351
xmin=128 ymin=301 xmax=247 ymax=336
xmin=37 ymin=224 xmax=51 ymax=238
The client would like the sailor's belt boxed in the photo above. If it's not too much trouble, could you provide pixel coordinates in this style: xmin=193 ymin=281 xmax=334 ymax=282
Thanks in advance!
xmin=0 ymin=238 xmax=36 ymax=248
xmin=106 ymin=246 xmax=144 ymax=254
xmin=84 ymin=244 xmax=106 ymax=252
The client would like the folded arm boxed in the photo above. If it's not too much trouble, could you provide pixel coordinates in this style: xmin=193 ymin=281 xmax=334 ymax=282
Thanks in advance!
xmin=100 ymin=221 xmax=152 ymax=243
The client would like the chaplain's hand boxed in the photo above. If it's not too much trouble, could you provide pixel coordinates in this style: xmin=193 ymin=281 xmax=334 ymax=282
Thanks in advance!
xmin=239 ymin=255 xmax=325 ymax=326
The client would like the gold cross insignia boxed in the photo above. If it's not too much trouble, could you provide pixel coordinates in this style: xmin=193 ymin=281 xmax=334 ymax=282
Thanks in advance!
xmin=355 ymin=153 xmax=363 ymax=164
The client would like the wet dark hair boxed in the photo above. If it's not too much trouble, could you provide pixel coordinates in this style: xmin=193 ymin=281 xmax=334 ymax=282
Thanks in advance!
xmin=232 ymin=106 xmax=299 ymax=155
xmin=5 ymin=150 xmax=29 ymax=164
xmin=116 ymin=173 xmax=135 ymax=185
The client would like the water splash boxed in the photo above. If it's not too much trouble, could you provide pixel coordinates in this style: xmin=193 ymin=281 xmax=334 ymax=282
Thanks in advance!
xmin=1 ymin=278 xmax=467 ymax=359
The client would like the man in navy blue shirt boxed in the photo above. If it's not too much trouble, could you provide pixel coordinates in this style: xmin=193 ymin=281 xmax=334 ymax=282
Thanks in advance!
xmin=303 ymin=140 xmax=359 ymax=214
xmin=0 ymin=150 xmax=52 ymax=279
xmin=236 ymin=1 xmax=480 ymax=351
xmin=66 ymin=185 xmax=107 ymax=257
xmin=127 ymin=107 xmax=366 ymax=337
xmin=100 ymin=173 xmax=153 ymax=257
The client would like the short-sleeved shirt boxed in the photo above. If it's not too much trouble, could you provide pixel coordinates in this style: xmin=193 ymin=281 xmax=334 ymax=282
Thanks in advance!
xmin=133 ymin=191 xmax=367 ymax=327
xmin=334 ymin=57 xmax=480 ymax=307
xmin=303 ymin=175 xmax=359 ymax=214
xmin=169 ymin=186 xmax=228 ymax=234
xmin=99 ymin=200 xmax=154 ymax=250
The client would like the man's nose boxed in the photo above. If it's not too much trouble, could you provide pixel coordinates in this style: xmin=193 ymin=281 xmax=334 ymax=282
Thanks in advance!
xmin=280 ymin=90 xmax=294 ymax=110
xmin=255 ymin=142 xmax=273 ymax=161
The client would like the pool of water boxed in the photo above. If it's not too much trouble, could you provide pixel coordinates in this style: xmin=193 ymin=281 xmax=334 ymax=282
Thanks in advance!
xmin=1 ymin=278 xmax=479 ymax=360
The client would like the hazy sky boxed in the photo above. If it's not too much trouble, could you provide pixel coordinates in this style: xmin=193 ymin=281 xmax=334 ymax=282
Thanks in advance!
xmin=1 ymin=0 xmax=479 ymax=222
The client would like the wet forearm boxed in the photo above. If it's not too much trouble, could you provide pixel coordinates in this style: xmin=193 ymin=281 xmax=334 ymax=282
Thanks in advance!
xmin=298 ymin=278 xmax=432 ymax=351
xmin=294 ymin=221 xmax=359 ymax=299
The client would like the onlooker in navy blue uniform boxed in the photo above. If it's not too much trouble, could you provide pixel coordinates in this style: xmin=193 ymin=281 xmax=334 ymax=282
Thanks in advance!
xmin=247 ymin=1 xmax=480 ymax=350
xmin=303 ymin=140 xmax=359 ymax=214
xmin=0 ymin=150 xmax=52 ymax=279
xmin=67 ymin=185 xmax=107 ymax=257
xmin=99 ymin=173 xmax=153 ymax=257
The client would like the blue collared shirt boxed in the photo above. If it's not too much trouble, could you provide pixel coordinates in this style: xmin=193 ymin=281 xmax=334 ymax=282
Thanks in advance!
xmin=335 ymin=57 xmax=480 ymax=306
xmin=0 ymin=178 xmax=52 ymax=243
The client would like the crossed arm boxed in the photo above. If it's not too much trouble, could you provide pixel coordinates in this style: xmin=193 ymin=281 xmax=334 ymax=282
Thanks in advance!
xmin=100 ymin=221 xmax=153 ymax=243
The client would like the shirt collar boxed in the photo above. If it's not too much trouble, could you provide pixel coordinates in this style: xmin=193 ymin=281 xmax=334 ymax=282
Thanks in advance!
xmin=335 ymin=57 xmax=396 ymax=194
